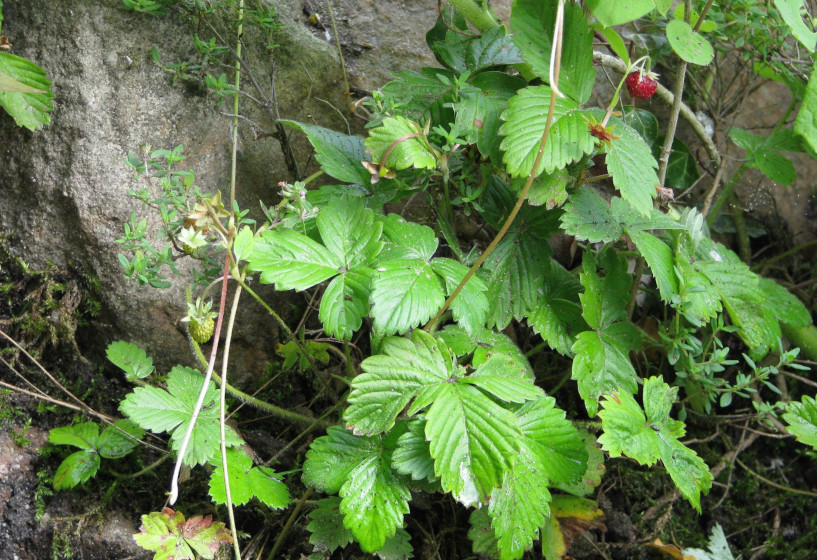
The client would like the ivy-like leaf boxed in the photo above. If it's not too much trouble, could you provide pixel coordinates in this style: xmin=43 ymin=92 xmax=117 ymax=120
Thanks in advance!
xmin=598 ymin=377 xmax=712 ymax=511
xmin=0 ymin=52 xmax=54 ymax=130
xmin=511 ymin=0 xmax=595 ymax=103
xmin=364 ymin=116 xmax=436 ymax=171
xmin=119 ymin=367 xmax=242 ymax=466
xmin=783 ymin=395 xmax=817 ymax=449
xmin=208 ymin=448 xmax=290 ymax=508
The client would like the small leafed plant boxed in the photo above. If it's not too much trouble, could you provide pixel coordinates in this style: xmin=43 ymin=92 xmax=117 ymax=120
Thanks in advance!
xmin=54 ymin=0 xmax=817 ymax=559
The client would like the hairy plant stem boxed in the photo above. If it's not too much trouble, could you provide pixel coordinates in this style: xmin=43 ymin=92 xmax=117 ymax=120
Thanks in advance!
xmin=657 ymin=0 xmax=691 ymax=188
xmin=170 ymin=238 xmax=232 ymax=505
xmin=220 ymin=281 xmax=242 ymax=560
xmin=424 ymin=0 xmax=565 ymax=332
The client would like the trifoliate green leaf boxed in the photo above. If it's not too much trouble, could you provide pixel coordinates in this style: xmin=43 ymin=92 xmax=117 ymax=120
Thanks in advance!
xmin=320 ymin=268 xmax=373 ymax=340
xmin=759 ymin=277 xmax=812 ymax=328
xmin=488 ymin=445 xmax=550 ymax=560
xmin=392 ymin=419 xmax=438 ymax=483
xmin=605 ymin=119 xmax=659 ymax=215
xmin=516 ymin=397 xmax=589 ymax=486
xmin=281 ymin=120 xmax=370 ymax=185
xmin=303 ymin=426 xmax=380 ymax=494
xmin=53 ymin=451 xmax=100 ymax=490
xmin=598 ymin=377 xmax=712 ymax=511
xmin=423 ymin=382 xmax=522 ymax=505
xmin=307 ymin=497 xmax=355 ymax=554
xmin=365 ymin=116 xmax=436 ymax=171
xmin=208 ymin=448 xmax=290 ymax=508
xmin=511 ymin=0 xmax=595 ymax=103
xmin=479 ymin=230 xmax=548 ymax=329
xmin=0 ymin=52 xmax=54 ymax=130
xmin=783 ymin=395 xmax=817 ymax=449
xmin=370 ymin=258 xmax=445 ymax=334
xmin=431 ymin=257 xmax=489 ymax=334
xmin=249 ymin=228 xmax=340 ymax=290
xmin=317 ymin=195 xmax=383 ymax=269
xmin=119 ymin=367 xmax=242 ymax=466
xmin=499 ymin=86 xmax=579 ymax=178
xmin=374 ymin=528 xmax=413 ymax=560
xmin=379 ymin=214 xmax=439 ymax=261
xmin=96 ymin=419 xmax=145 ymax=459
xmin=133 ymin=508 xmax=232 ymax=560
xmin=107 ymin=341 xmax=154 ymax=380
xmin=527 ymin=259 xmax=585 ymax=355
xmin=345 ymin=331 xmax=452 ymax=436
xmin=339 ymin=452 xmax=411 ymax=553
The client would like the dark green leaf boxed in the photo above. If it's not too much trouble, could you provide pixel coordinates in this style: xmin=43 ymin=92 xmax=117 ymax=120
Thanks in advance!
xmin=281 ymin=120 xmax=370 ymax=185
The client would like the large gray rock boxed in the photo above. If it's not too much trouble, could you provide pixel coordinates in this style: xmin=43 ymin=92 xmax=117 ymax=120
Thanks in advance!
xmin=0 ymin=0 xmax=349 ymax=374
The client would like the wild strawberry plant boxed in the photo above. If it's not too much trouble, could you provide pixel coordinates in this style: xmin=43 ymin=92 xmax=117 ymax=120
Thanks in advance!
xmin=62 ymin=0 xmax=817 ymax=559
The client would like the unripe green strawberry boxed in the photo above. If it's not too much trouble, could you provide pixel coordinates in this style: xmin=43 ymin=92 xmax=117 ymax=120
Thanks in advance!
xmin=189 ymin=316 xmax=215 ymax=344
xmin=183 ymin=298 xmax=218 ymax=344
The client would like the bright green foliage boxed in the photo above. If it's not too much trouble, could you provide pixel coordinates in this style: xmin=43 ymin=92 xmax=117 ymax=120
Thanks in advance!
xmin=49 ymin=420 xmax=144 ymax=490
xmin=527 ymin=259 xmax=585 ymax=355
xmin=107 ymin=341 xmax=154 ymax=380
xmin=391 ymin=419 xmax=438 ymax=484
xmin=249 ymin=195 xmax=383 ymax=339
xmin=380 ymin=68 xmax=457 ymax=121
xmin=208 ymin=448 xmax=290 ymax=508
xmin=598 ymin=377 xmax=712 ymax=511
xmin=364 ymin=116 xmax=437 ymax=172
xmin=281 ymin=121 xmax=370 ymax=185
xmin=666 ymin=20 xmax=714 ymax=66
xmin=605 ymin=119 xmax=660 ymax=215
xmin=0 ymin=52 xmax=54 ymax=130
xmin=796 ymin=66 xmax=817 ymax=152
xmin=511 ymin=0 xmax=595 ymax=103
xmin=774 ymin=0 xmax=817 ymax=52
xmin=572 ymin=250 xmax=640 ymax=416
xmin=276 ymin=340 xmax=331 ymax=371
xmin=499 ymin=86 xmax=590 ymax=178
xmin=783 ymin=395 xmax=817 ymax=449
xmin=554 ymin=430 xmax=605 ymax=496
xmin=302 ymin=427 xmax=411 ymax=552
xmin=343 ymin=330 xmax=543 ymax=506
xmin=119 ymin=366 xmax=242 ymax=466
xmin=585 ymin=0 xmax=654 ymax=26
xmin=133 ymin=508 xmax=232 ymax=560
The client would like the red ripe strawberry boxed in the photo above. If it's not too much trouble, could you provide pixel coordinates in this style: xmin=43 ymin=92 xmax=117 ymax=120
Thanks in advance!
xmin=625 ymin=71 xmax=658 ymax=100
